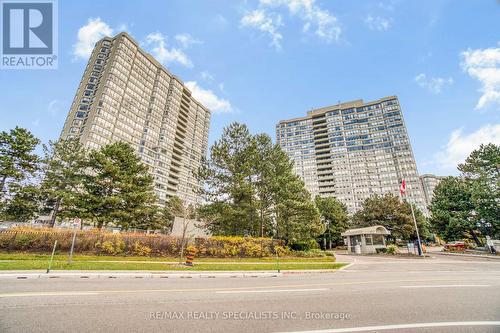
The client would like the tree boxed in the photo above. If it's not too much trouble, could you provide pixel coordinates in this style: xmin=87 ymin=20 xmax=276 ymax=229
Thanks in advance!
xmin=315 ymin=196 xmax=349 ymax=249
xmin=429 ymin=177 xmax=482 ymax=245
xmin=0 ymin=127 xmax=40 ymax=198
xmin=352 ymin=193 xmax=428 ymax=241
xmin=164 ymin=195 xmax=185 ymax=232
xmin=268 ymin=145 xmax=323 ymax=245
xmin=253 ymin=134 xmax=279 ymax=237
xmin=82 ymin=142 xmax=158 ymax=230
xmin=198 ymin=122 xmax=324 ymax=244
xmin=197 ymin=123 xmax=258 ymax=236
xmin=165 ymin=196 xmax=196 ymax=263
xmin=40 ymin=139 xmax=88 ymax=227
xmin=458 ymin=143 xmax=499 ymax=238
xmin=2 ymin=184 xmax=43 ymax=222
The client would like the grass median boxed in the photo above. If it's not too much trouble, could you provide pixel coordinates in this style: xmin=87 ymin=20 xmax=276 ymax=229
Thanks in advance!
xmin=0 ymin=252 xmax=345 ymax=271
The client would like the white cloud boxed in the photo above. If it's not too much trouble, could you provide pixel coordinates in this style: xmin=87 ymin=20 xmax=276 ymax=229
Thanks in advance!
xmin=434 ymin=124 xmax=500 ymax=171
xmin=200 ymin=71 xmax=215 ymax=82
xmin=185 ymin=81 xmax=232 ymax=114
xmin=461 ymin=45 xmax=500 ymax=110
xmin=144 ymin=32 xmax=193 ymax=68
xmin=414 ymin=73 xmax=453 ymax=94
xmin=73 ymin=18 xmax=113 ymax=60
xmin=241 ymin=10 xmax=283 ymax=50
xmin=364 ymin=15 xmax=391 ymax=31
xmin=47 ymin=99 xmax=64 ymax=116
xmin=175 ymin=33 xmax=202 ymax=48
xmin=241 ymin=0 xmax=341 ymax=49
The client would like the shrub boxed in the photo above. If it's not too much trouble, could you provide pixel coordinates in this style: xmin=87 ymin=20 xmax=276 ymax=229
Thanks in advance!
xmin=0 ymin=228 xmax=285 ymax=258
xmin=386 ymin=244 xmax=398 ymax=255
xmin=376 ymin=248 xmax=387 ymax=254
xmin=132 ymin=241 xmax=152 ymax=256
xmin=100 ymin=241 xmax=116 ymax=255
xmin=274 ymin=245 xmax=290 ymax=257
xmin=289 ymin=239 xmax=319 ymax=251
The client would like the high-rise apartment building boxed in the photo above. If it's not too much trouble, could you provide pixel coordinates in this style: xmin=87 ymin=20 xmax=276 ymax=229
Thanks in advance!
xmin=60 ymin=32 xmax=210 ymax=206
xmin=420 ymin=174 xmax=444 ymax=207
xmin=276 ymin=96 xmax=426 ymax=213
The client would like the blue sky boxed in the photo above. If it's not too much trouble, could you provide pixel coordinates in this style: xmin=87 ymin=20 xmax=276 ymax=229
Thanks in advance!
xmin=1 ymin=0 xmax=499 ymax=176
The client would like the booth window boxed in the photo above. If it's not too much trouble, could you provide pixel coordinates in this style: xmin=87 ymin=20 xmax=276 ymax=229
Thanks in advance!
xmin=373 ymin=234 xmax=384 ymax=245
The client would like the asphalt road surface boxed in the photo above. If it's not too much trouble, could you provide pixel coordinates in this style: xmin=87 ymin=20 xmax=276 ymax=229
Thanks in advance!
xmin=1 ymin=254 xmax=499 ymax=333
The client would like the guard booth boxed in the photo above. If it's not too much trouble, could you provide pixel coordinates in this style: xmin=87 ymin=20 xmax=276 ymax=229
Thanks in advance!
xmin=342 ymin=226 xmax=390 ymax=254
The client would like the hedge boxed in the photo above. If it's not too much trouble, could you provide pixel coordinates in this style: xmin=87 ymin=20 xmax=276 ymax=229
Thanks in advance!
xmin=0 ymin=228 xmax=284 ymax=258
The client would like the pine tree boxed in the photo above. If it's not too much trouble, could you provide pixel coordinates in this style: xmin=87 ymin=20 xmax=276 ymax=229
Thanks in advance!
xmin=2 ymin=184 xmax=43 ymax=222
xmin=0 ymin=127 xmax=40 ymax=199
xmin=271 ymin=151 xmax=323 ymax=245
xmin=198 ymin=123 xmax=258 ymax=236
xmin=82 ymin=142 xmax=158 ymax=230
xmin=41 ymin=139 xmax=88 ymax=227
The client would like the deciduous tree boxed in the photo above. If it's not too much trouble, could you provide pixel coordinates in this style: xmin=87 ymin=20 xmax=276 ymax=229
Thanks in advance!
xmin=315 ymin=196 xmax=349 ymax=248
xmin=352 ymin=193 xmax=428 ymax=241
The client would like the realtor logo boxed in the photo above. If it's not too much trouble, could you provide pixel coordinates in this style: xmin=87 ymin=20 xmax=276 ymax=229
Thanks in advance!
xmin=1 ymin=0 xmax=57 ymax=69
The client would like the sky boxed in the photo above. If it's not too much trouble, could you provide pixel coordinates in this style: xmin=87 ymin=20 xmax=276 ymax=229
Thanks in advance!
xmin=1 ymin=0 xmax=499 ymax=176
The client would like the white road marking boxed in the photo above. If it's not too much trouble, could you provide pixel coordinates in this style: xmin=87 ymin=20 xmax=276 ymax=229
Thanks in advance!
xmin=0 ymin=291 xmax=100 ymax=298
xmin=275 ymin=321 xmax=500 ymax=333
xmin=400 ymin=284 xmax=491 ymax=289
xmin=215 ymin=288 xmax=329 ymax=294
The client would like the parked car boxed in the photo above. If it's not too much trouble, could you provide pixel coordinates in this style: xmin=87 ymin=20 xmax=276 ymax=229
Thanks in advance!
xmin=444 ymin=241 xmax=466 ymax=252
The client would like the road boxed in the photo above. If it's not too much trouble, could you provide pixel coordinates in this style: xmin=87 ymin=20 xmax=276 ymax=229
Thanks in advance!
xmin=0 ymin=254 xmax=499 ymax=332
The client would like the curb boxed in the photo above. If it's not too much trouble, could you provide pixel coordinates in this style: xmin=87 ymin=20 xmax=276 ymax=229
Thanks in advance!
xmin=0 ymin=272 xmax=283 ymax=280
xmin=430 ymin=252 xmax=500 ymax=260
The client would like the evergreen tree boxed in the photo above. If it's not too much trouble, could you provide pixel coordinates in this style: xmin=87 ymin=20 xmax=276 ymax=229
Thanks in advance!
xmin=2 ymin=184 xmax=43 ymax=222
xmin=0 ymin=127 xmax=40 ymax=199
xmin=198 ymin=123 xmax=258 ymax=236
xmin=268 ymin=144 xmax=323 ymax=244
xmin=41 ymin=139 xmax=88 ymax=227
xmin=198 ymin=123 xmax=323 ymax=243
xmin=82 ymin=142 xmax=158 ymax=230
xmin=458 ymin=143 xmax=499 ymax=238
xmin=253 ymin=134 xmax=278 ymax=237
xmin=430 ymin=177 xmax=482 ymax=245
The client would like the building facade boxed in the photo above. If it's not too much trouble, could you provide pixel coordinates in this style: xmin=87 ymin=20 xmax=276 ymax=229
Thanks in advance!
xmin=420 ymin=174 xmax=444 ymax=207
xmin=276 ymin=96 xmax=426 ymax=214
xmin=60 ymin=32 xmax=210 ymax=206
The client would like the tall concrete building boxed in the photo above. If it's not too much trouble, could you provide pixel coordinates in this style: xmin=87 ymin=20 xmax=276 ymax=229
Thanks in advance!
xmin=276 ymin=96 xmax=426 ymax=214
xmin=420 ymin=174 xmax=445 ymax=207
xmin=60 ymin=32 xmax=210 ymax=206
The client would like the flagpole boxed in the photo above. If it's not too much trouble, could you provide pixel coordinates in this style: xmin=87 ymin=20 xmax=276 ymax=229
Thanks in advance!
xmin=400 ymin=179 xmax=423 ymax=257
xmin=408 ymin=197 xmax=423 ymax=256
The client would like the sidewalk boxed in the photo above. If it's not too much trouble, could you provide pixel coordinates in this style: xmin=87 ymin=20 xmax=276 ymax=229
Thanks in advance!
xmin=429 ymin=251 xmax=500 ymax=260
xmin=0 ymin=266 xmax=350 ymax=279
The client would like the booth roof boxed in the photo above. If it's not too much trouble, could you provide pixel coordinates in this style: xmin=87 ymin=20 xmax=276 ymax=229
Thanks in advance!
xmin=341 ymin=225 xmax=391 ymax=237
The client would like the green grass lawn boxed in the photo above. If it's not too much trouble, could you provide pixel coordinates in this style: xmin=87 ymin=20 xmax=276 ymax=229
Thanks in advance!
xmin=0 ymin=252 xmax=343 ymax=271
xmin=0 ymin=252 xmax=334 ymax=262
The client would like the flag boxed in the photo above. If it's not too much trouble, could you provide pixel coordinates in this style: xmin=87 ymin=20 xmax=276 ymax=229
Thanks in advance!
xmin=400 ymin=179 xmax=406 ymax=196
